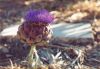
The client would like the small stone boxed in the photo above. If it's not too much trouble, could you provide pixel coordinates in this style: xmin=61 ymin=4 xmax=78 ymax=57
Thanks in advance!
xmin=1 ymin=47 xmax=9 ymax=53
xmin=6 ymin=54 xmax=13 ymax=58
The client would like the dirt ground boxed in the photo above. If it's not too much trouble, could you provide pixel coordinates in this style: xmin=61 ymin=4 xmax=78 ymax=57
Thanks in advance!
xmin=0 ymin=0 xmax=100 ymax=69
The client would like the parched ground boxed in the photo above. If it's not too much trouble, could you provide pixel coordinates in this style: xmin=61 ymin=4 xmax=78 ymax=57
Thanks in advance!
xmin=0 ymin=0 xmax=100 ymax=69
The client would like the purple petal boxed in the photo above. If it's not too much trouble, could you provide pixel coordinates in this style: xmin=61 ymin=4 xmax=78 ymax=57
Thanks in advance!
xmin=24 ymin=9 xmax=54 ymax=24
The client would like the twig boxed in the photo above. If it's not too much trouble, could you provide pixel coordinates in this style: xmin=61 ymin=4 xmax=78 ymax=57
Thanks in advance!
xmin=37 ymin=44 xmax=84 ymax=50
xmin=9 ymin=59 xmax=14 ymax=69
xmin=87 ymin=58 xmax=100 ymax=63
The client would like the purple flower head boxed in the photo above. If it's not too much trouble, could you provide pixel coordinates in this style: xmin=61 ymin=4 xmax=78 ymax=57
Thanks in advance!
xmin=24 ymin=9 xmax=54 ymax=24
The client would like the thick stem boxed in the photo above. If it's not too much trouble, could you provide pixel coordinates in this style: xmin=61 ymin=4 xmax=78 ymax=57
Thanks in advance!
xmin=27 ymin=45 xmax=37 ymax=69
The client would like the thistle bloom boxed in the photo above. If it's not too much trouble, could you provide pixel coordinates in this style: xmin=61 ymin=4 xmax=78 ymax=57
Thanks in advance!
xmin=17 ymin=9 xmax=54 ymax=45
xmin=17 ymin=9 xmax=54 ymax=68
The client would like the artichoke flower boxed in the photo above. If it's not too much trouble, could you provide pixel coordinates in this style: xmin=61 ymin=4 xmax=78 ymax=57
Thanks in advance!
xmin=17 ymin=9 xmax=54 ymax=68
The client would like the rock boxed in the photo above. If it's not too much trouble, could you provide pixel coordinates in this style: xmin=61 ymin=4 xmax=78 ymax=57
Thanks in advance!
xmin=0 ymin=24 xmax=20 ymax=36
xmin=0 ymin=46 xmax=9 ymax=53
xmin=51 ymin=22 xmax=93 ymax=38
xmin=0 ymin=22 xmax=93 ymax=38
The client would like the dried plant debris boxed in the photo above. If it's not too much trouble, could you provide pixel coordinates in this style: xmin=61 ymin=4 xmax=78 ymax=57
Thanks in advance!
xmin=91 ymin=19 xmax=100 ymax=45
xmin=62 ymin=1 xmax=100 ymax=23
xmin=50 ymin=1 xmax=98 ymax=23
xmin=0 ymin=36 xmax=98 ymax=69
